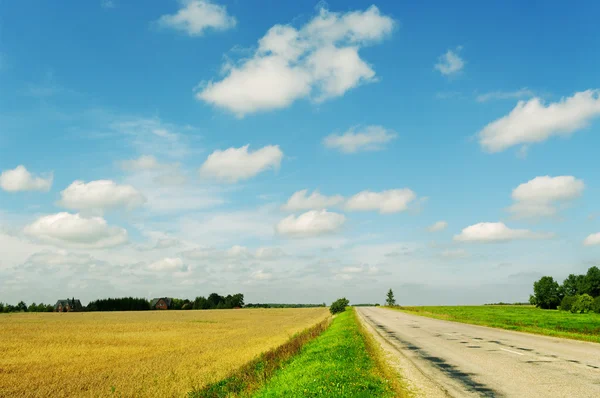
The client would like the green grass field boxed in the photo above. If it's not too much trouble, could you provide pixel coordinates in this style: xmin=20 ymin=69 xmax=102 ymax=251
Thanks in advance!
xmin=253 ymin=308 xmax=405 ymax=398
xmin=389 ymin=305 xmax=600 ymax=343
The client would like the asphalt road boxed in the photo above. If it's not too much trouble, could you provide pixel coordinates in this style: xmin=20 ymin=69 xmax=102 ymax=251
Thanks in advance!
xmin=357 ymin=307 xmax=600 ymax=398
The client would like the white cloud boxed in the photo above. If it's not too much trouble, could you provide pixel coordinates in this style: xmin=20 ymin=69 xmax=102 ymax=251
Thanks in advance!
xmin=478 ymin=90 xmax=600 ymax=152
xmin=323 ymin=125 xmax=397 ymax=153
xmin=0 ymin=165 xmax=53 ymax=192
xmin=276 ymin=210 xmax=345 ymax=238
xmin=199 ymin=145 xmax=283 ymax=182
xmin=345 ymin=189 xmax=416 ymax=214
xmin=148 ymin=257 xmax=186 ymax=272
xmin=283 ymin=189 xmax=344 ymax=211
xmin=251 ymin=270 xmax=272 ymax=280
xmin=476 ymin=88 xmax=534 ymax=103
xmin=196 ymin=5 xmax=394 ymax=116
xmin=454 ymin=222 xmax=552 ymax=243
xmin=58 ymin=180 xmax=146 ymax=213
xmin=255 ymin=247 xmax=285 ymax=260
xmin=508 ymin=176 xmax=584 ymax=219
xmin=584 ymin=233 xmax=600 ymax=246
xmin=158 ymin=0 xmax=236 ymax=36
xmin=428 ymin=221 xmax=448 ymax=232
xmin=24 ymin=212 xmax=128 ymax=249
xmin=435 ymin=48 xmax=464 ymax=76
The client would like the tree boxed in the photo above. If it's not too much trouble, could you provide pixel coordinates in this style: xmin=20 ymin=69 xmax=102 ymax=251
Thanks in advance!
xmin=386 ymin=289 xmax=396 ymax=306
xmin=571 ymin=294 xmax=594 ymax=313
xmin=17 ymin=301 xmax=28 ymax=312
xmin=584 ymin=266 xmax=600 ymax=297
xmin=562 ymin=274 xmax=584 ymax=296
xmin=593 ymin=296 xmax=600 ymax=314
xmin=531 ymin=276 xmax=562 ymax=309
xmin=330 ymin=297 xmax=349 ymax=315
xmin=560 ymin=295 xmax=577 ymax=312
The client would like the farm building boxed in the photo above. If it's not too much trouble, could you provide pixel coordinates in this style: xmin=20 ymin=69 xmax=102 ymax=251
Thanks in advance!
xmin=150 ymin=297 xmax=172 ymax=310
xmin=54 ymin=298 xmax=82 ymax=312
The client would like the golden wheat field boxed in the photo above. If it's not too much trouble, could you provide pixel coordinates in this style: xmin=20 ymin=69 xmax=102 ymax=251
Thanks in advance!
xmin=0 ymin=308 xmax=329 ymax=398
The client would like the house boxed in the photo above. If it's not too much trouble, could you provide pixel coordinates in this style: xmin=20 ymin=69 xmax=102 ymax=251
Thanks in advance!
xmin=54 ymin=298 xmax=82 ymax=312
xmin=150 ymin=297 xmax=172 ymax=310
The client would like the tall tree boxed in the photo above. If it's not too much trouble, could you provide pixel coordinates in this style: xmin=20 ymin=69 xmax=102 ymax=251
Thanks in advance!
xmin=386 ymin=289 xmax=396 ymax=306
xmin=531 ymin=276 xmax=562 ymax=309
xmin=584 ymin=266 xmax=600 ymax=297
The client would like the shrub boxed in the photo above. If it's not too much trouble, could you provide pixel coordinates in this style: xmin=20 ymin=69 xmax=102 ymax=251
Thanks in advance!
xmin=592 ymin=296 xmax=600 ymax=314
xmin=571 ymin=294 xmax=594 ymax=314
xmin=560 ymin=295 xmax=577 ymax=312
xmin=329 ymin=298 xmax=349 ymax=315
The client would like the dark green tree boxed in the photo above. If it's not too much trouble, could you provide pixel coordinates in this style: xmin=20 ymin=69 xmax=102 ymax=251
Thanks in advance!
xmin=17 ymin=301 xmax=28 ymax=312
xmin=531 ymin=276 xmax=562 ymax=309
xmin=561 ymin=274 xmax=584 ymax=296
xmin=329 ymin=297 xmax=349 ymax=314
xmin=584 ymin=266 xmax=600 ymax=297
xmin=386 ymin=289 xmax=396 ymax=306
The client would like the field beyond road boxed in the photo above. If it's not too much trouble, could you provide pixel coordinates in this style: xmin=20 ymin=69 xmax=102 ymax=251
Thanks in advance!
xmin=0 ymin=308 xmax=329 ymax=397
xmin=389 ymin=305 xmax=600 ymax=343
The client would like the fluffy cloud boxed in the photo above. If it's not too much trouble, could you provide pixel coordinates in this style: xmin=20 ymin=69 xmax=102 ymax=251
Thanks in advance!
xmin=148 ymin=257 xmax=186 ymax=272
xmin=584 ymin=233 xmax=600 ymax=246
xmin=0 ymin=165 xmax=53 ymax=192
xmin=323 ymin=125 xmax=397 ymax=153
xmin=199 ymin=145 xmax=283 ymax=182
xmin=158 ymin=0 xmax=236 ymax=36
xmin=283 ymin=189 xmax=344 ymax=211
xmin=276 ymin=210 xmax=345 ymax=238
xmin=508 ymin=176 xmax=584 ymax=218
xmin=454 ymin=222 xmax=551 ymax=243
xmin=435 ymin=48 xmax=464 ymax=76
xmin=196 ymin=5 xmax=394 ymax=116
xmin=58 ymin=180 xmax=146 ymax=212
xmin=345 ymin=189 xmax=416 ymax=214
xmin=427 ymin=221 xmax=448 ymax=232
xmin=24 ymin=212 xmax=128 ymax=249
xmin=478 ymin=90 xmax=600 ymax=152
xmin=476 ymin=88 xmax=534 ymax=103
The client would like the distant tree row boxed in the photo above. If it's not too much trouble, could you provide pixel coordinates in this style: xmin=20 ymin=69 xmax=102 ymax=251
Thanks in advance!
xmin=193 ymin=293 xmax=244 ymax=310
xmin=245 ymin=303 xmax=326 ymax=308
xmin=530 ymin=266 xmax=600 ymax=313
xmin=86 ymin=297 xmax=150 ymax=312
xmin=0 ymin=301 xmax=54 ymax=313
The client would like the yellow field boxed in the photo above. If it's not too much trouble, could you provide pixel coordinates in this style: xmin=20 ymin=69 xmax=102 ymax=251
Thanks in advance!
xmin=0 ymin=308 xmax=329 ymax=397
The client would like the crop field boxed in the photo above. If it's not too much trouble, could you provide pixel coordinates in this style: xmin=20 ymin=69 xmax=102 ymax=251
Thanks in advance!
xmin=0 ymin=308 xmax=329 ymax=397
xmin=390 ymin=305 xmax=600 ymax=343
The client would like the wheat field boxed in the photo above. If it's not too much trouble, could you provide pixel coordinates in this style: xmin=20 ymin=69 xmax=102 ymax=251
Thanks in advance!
xmin=0 ymin=308 xmax=329 ymax=397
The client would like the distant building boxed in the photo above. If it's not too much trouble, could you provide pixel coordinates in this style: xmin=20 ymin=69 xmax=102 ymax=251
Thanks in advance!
xmin=150 ymin=297 xmax=172 ymax=310
xmin=54 ymin=298 xmax=82 ymax=312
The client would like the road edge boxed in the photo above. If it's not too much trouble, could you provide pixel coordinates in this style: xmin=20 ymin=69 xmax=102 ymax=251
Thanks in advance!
xmin=355 ymin=307 xmax=451 ymax=398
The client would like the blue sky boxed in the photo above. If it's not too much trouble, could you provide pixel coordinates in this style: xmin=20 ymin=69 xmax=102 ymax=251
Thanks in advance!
xmin=1 ymin=1 xmax=599 ymax=305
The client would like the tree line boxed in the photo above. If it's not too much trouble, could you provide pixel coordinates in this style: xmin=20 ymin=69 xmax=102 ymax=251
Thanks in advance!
xmin=530 ymin=266 xmax=600 ymax=313
xmin=0 ymin=301 xmax=54 ymax=313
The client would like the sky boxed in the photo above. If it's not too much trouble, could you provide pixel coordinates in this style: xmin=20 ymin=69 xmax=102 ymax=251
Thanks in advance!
xmin=1 ymin=0 xmax=600 ymax=306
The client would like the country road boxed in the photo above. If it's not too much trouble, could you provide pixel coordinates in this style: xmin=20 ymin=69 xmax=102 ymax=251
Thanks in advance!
xmin=357 ymin=307 xmax=600 ymax=398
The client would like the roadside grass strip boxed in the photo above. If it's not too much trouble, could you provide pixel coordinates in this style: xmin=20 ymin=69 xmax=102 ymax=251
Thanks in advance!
xmin=189 ymin=317 xmax=331 ymax=398
xmin=253 ymin=308 xmax=407 ymax=398
xmin=387 ymin=305 xmax=600 ymax=343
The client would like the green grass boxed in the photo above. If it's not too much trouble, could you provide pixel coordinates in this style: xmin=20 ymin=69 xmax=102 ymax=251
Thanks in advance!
xmin=387 ymin=305 xmax=600 ymax=343
xmin=253 ymin=308 xmax=403 ymax=398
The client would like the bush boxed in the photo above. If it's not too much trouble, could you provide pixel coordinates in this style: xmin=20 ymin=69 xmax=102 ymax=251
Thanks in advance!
xmin=329 ymin=297 xmax=349 ymax=315
xmin=571 ymin=294 xmax=594 ymax=314
xmin=592 ymin=296 xmax=600 ymax=314
xmin=560 ymin=295 xmax=578 ymax=312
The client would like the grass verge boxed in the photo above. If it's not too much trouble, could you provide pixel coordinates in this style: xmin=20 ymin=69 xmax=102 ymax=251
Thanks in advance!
xmin=386 ymin=305 xmax=600 ymax=343
xmin=253 ymin=308 xmax=407 ymax=397
xmin=189 ymin=316 xmax=331 ymax=398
